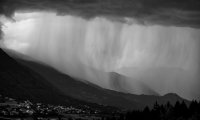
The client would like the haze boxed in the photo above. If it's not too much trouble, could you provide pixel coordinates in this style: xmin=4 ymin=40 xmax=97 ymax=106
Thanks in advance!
xmin=0 ymin=12 xmax=200 ymax=100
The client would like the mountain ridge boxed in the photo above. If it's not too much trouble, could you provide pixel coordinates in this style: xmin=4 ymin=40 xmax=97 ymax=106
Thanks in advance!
xmin=0 ymin=48 xmax=190 ymax=110
xmin=8 ymin=49 xmax=190 ymax=109
xmin=0 ymin=48 xmax=121 ymax=113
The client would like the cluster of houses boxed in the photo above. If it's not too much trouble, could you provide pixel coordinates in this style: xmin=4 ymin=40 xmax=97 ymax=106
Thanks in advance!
xmin=0 ymin=96 xmax=33 ymax=116
xmin=0 ymin=94 xmax=103 ymax=120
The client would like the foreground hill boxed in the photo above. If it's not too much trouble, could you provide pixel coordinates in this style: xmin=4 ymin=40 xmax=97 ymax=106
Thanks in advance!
xmin=3 ymin=49 xmax=189 ymax=110
xmin=0 ymin=48 xmax=66 ymax=104
xmin=0 ymin=48 xmax=120 ymax=113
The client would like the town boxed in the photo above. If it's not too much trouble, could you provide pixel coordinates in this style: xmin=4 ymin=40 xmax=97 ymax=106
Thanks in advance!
xmin=0 ymin=94 xmax=119 ymax=120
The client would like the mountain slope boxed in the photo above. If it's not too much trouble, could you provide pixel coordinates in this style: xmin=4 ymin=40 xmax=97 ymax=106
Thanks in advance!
xmin=0 ymin=48 xmax=83 ymax=105
xmin=9 ymin=50 xmax=190 ymax=110
xmin=0 ymin=48 xmax=120 ymax=113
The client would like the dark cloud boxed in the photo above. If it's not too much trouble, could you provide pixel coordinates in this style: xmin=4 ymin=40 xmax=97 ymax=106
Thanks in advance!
xmin=0 ymin=0 xmax=200 ymax=27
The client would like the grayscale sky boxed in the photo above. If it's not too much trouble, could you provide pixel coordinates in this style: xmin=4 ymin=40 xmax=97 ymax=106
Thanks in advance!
xmin=0 ymin=0 xmax=200 ymax=100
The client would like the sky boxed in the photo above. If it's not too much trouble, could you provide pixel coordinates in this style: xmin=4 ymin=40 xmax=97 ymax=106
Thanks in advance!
xmin=0 ymin=11 xmax=200 ymax=100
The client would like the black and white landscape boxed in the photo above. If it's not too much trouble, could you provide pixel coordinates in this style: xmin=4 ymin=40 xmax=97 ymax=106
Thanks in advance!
xmin=0 ymin=0 xmax=200 ymax=120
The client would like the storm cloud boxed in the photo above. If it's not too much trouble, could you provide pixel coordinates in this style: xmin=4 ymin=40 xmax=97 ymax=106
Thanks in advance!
xmin=0 ymin=0 xmax=200 ymax=100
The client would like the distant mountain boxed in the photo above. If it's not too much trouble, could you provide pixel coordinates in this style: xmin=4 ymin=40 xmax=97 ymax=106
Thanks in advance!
xmin=3 ymin=49 xmax=190 ymax=110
